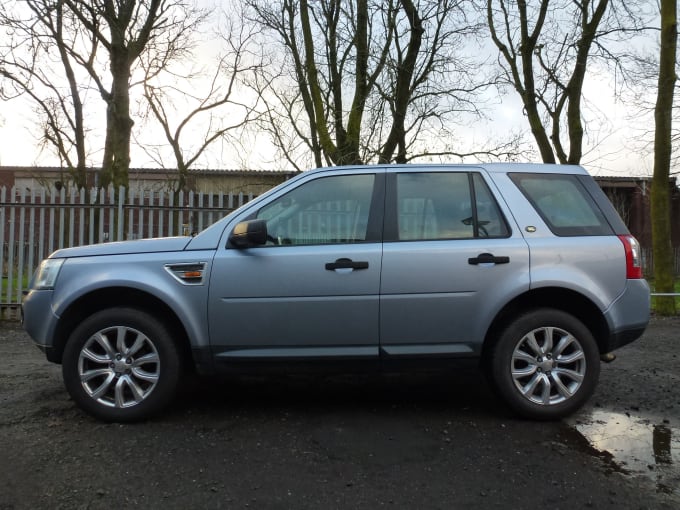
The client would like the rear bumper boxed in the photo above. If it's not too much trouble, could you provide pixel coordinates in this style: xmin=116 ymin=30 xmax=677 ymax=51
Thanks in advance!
xmin=603 ymin=325 xmax=647 ymax=352
xmin=602 ymin=279 xmax=650 ymax=352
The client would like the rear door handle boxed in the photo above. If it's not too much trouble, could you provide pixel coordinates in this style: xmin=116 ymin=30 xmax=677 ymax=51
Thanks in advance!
xmin=325 ymin=258 xmax=369 ymax=270
xmin=468 ymin=253 xmax=510 ymax=265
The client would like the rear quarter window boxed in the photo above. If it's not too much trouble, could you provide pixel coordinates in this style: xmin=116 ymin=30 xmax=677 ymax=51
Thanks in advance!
xmin=509 ymin=173 xmax=613 ymax=236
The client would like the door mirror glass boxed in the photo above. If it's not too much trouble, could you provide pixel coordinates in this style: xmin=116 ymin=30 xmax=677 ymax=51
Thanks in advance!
xmin=229 ymin=219 xmax=268 ymax=248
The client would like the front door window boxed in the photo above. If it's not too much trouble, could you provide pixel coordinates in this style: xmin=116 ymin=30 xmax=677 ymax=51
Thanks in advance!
xmin=256 ymin=174 xmax=376 ymax=245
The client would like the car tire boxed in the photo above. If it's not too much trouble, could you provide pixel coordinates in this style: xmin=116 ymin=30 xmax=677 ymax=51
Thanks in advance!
xmin=488 ymin=308 xmax=600 ymax=420
xmin=62 ymin=307 xmax=182 ymax=422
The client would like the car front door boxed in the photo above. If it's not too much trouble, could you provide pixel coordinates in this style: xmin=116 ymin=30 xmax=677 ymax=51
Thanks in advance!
xmin=208 ymin=170 xmax=384 ymax=364
xmin=379 ymin=169 xmax=530 ymax=360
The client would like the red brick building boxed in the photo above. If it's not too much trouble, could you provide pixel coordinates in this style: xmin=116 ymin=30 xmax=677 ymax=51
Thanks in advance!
xmin=595 ymin=176 xmax=680 ymax=250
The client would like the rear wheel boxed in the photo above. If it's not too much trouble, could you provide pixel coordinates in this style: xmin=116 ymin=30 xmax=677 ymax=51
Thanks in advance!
xmin=488 ymin=309 xmax=600 ymax=420
xmin=62 ymin=308 xmax=181 ymax=422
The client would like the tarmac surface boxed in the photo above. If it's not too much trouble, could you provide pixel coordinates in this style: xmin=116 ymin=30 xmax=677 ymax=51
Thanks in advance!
xmin=1 ymin=316 xmax=679 ymax=509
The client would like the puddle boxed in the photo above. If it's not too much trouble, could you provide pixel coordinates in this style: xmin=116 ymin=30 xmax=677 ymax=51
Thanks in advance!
xmin=569 ymin=410 xmax=680 ymax=496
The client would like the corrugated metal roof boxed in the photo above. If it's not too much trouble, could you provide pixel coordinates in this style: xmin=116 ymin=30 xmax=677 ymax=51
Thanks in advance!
xmin=1 ymin=165 xmax=296 ymax=175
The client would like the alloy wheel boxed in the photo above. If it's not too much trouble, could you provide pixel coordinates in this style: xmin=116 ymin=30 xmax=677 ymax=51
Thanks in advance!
xmin=77 ymin=325 xmax=160 ymax=408
xmin=510 ymin=326 xmax=587 ymax=406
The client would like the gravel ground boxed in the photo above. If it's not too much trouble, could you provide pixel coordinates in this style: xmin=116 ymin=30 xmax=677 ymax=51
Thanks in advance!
xmin=1 ymin=316 xmax=679 ymax=509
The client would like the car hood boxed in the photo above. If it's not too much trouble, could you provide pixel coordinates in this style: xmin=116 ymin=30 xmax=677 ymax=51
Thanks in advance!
xmin=50 ymin=237 xmax=192 ymax=259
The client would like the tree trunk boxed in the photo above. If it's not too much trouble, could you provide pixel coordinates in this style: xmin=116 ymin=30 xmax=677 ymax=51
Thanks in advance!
xmin=651 ymin=0 xmax=677 ymax=315
xmin=379 ymin=0 xmax=423 ymax=164
xmin=101 ymin=49 xmax=133 ymax=191
xmin=487 ymin=0 xmax=556 ymax=164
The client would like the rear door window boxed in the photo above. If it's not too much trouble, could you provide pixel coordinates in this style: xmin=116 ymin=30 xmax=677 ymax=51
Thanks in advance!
xmin=509 ymin=173 xmax=612 ymax=236
xmin=385 ymin=171 xmax=509 ymax=241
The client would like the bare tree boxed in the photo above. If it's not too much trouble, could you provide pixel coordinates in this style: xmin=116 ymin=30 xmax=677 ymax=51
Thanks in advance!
xmin=59 ymin=0 xmax=204 ymax=190
xmin=138 ymin=7 xmax=264 ymax=193
xmin=1 ymin=0 xmax=206 ymax=190
xmin=651 ymin=0 xmax=677 ymax=316
xmin=246 ymin=0 xmax=514 ymax=168
xmin=0 ymin=0 xmax=90 ymax=189
xmin=372 ymin=0 xmax=509 ymax=164
xmin=486 ymin=0 xmax=650 ymax=165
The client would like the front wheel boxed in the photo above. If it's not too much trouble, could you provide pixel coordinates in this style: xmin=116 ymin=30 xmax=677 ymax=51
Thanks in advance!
xmin=62 ymin=308 xmax=182 ymax=422
xmin=487 ymin=309 xmax=600 ymax=420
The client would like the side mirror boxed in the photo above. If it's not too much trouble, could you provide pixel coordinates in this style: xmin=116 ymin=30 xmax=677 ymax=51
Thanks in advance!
xmin=229 ymin=219 xmax=268 ymax=248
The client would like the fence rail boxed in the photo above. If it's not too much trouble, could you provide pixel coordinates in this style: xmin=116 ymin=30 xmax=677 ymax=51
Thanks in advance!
xmin=1 ymin=185 xmax=253 ymax=319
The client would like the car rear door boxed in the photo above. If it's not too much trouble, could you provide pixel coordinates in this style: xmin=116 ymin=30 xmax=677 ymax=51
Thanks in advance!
xmin=379 ymin=168 xmax=530 ymax=360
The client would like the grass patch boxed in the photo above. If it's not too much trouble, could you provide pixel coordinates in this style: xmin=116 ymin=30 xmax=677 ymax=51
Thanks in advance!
xmin=1 ymin=273 xmax=30 ymax=298
xmin=649 ymin=279 xmax=680 ymax=314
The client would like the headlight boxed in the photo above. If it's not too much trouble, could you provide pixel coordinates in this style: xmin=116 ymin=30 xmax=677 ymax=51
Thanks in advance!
xmin=32 ymin=259 xmax=66 ymax=290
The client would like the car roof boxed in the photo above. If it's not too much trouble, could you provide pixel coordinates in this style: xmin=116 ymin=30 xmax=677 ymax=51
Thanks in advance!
xmin=309 ymin=163 xmax=589 ymax=176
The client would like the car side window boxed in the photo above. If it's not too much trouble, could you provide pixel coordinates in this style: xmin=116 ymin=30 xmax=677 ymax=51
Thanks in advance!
xmin=394 ymin=172 xmax=509 ymax=241
xmin=256 ymin=174 xmax=375 ymax=245
xmin=509 ymin=173 xmax=612 ymax=236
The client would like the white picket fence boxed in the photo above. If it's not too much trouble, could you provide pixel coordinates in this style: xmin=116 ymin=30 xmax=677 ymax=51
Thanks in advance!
xmin=0 ymin=185 xmax=254 ymax=319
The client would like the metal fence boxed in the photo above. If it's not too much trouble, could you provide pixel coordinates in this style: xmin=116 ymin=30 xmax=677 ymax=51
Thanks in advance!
xmin=1 ymin=185 xmax=253 ymax=319
xmin=641 ymin=247 xmax=680 ymax=277
xmin=2 ymin=185 xmax=679 ymax=320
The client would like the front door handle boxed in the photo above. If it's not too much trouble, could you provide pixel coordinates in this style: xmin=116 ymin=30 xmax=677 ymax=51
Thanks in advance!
xmin=468 ymin=253 xmax=510 ymax=265
xmin=325 ymin=258 xmax=369 ymax=270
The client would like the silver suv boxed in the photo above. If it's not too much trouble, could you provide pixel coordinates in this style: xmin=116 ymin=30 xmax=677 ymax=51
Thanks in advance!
xmin=22 ymin=164 xmax=650 ymax=422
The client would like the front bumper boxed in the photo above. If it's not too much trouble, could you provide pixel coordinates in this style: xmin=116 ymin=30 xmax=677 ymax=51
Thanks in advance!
xmin=22 ymin=289 xmax=61 ymax=362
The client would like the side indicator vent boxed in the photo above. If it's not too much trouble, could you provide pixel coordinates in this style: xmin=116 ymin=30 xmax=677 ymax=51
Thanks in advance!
xmin=164 ymin=262 xmax=207 ymax=285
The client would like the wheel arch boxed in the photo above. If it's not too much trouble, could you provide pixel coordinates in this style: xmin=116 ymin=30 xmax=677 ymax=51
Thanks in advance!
xmin=50 ymin=287 xmax=194 ymax=367
xmin=481 ymin=287 xmax=610 ymax=362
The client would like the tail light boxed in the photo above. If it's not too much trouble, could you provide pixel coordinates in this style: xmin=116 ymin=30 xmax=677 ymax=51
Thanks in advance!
xmin=618 ymin=235 xmax=643 ymax=279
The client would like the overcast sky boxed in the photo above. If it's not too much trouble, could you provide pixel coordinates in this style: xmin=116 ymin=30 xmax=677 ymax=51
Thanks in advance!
xmin=0 ymin=1 xmax=663 ymax=179
xmin=0 ymin=74 xmax=656 ymax=178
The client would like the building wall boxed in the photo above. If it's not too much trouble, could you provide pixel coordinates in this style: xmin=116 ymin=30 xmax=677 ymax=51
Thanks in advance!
xmin=596 ymin=176 xmax=680 ymax=249
xmin=0 ymin=166 xmax=295 ymax=197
